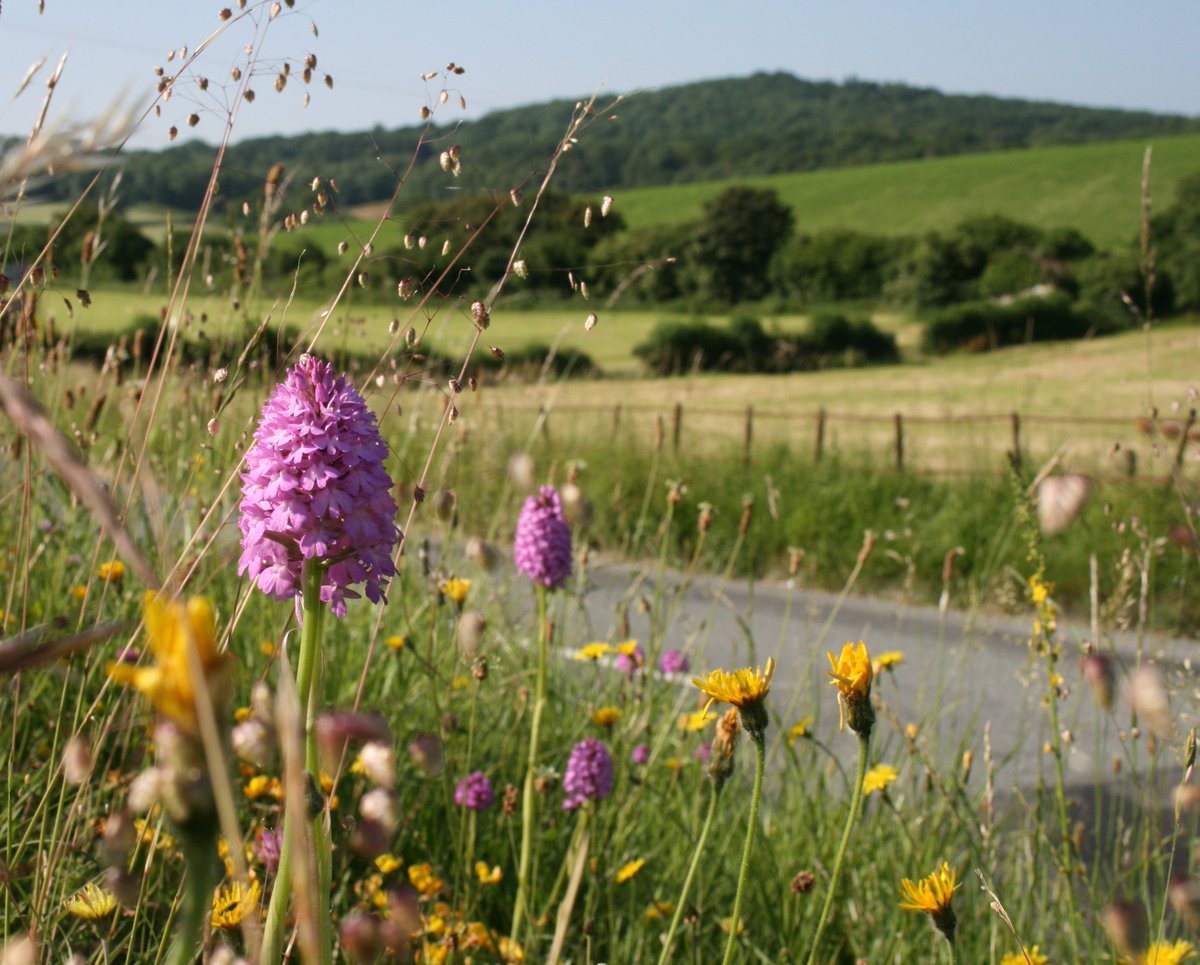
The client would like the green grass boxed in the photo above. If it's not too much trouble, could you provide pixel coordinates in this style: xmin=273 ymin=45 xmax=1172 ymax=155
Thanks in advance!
xmin=614 ymin=133 xmax=1200 ymax=249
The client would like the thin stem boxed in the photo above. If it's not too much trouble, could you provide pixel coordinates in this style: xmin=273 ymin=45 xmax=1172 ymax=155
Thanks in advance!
xmin=165 ymin=834 xmax=218 ymax=965
xmin=721 ymin=733 xmax=766 ymax=965
xmin=261 ymin=561 xmax=331 ymax=965
xmin=657 ymin=783 xmax=722 ymax=965
xmin=805 ymin=730 xmax=870 ymax=965
xmin=511 ymin=583 xmax=550 ymax=946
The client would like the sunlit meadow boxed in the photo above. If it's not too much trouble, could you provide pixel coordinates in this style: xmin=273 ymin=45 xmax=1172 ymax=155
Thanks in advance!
xmin=3 ymin=4 xmax=1200 ymax=964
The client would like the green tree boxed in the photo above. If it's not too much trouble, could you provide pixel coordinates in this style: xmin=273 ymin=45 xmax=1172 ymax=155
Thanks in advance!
xmin=691 ymin=185 xmax=793 ymax=304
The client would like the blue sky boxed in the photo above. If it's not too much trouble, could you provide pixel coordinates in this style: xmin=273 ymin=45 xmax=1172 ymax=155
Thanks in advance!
xmin=1 ymin=0 xmax=1198 ymax=148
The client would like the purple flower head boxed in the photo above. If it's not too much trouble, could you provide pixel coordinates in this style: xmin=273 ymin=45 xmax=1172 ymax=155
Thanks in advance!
xmin=693 ymin=742 xmax=712 ymax=765
xmin=513 ymin=486 xmax=572 ymax=589
xmin=630 ymin=743 xmax=650 ymax=766
xmin=562 ymin=738 xmax=614 ymax=810
xmin=454 ymin=771 xmax=494 ymax=812
xmin=615 ymin=645 xmax=645 ymax=676
xmin=658 ymin=648 xmax=690 ymax=675
xmin=238 ymin=355 xmax=399 ymax=618
xmin=254 ymin=826 xmax=283 ymax=874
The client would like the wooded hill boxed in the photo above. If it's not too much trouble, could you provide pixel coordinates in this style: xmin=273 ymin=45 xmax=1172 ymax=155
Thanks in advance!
xmin=35 ymin=72 xmax=1200 ymax=211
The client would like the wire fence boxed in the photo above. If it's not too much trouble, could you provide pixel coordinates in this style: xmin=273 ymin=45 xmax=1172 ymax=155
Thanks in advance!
xmin=467 ymin=397 xmax=1199 ymax=480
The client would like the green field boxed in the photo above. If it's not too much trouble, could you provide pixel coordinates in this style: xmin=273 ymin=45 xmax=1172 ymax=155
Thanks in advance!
xmin=612 ymin=133 xmax=1200 ymax=249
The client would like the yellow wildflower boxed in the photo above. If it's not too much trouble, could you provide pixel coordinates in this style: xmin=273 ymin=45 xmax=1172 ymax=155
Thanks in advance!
xmin=98 ymin=560 xmax=126 ymax=584
xmin=615 ymin=639 xmax=640 ymax=656
xmin=475 ymin=861 xmax=502 ymax=885
xmin=591 ymin=706 xmax=622 ymax=727
xmin=679 ymin=709 xmax=711 ymax=732
xmin=720 ymin=917 xmax=745 ymax=936
xmin=827 ymin=641 xmax=873 ymax=734
xmin=386 ymin=634 xmax=406 ymax=651
xmin=64 ymin=882 xmax=117 ymax=920
xmin=1000 ymin=947 xmax=1048 ymax=965
xmin=787 ymin=716 xmax=815 ymax=746
xmin=644 ymin=901 xmax=674 ymax=920
xmin=244 ymin=775 xmax=271 ymax=800
xmin=1144 ymin=941 xmax=1196 ymax=965
xmin=260 ymin=640 xmax=275 ymax=657
xmin=863 ymin=763 xmax=898 ymax=796
xmin=439 ymin=577 xmax=471 ymax=606
xmin=408 ymin=862 xmax=444 ymax=897
xmin=211 ymin=879 xmax=260 ymax=929
xmin=1029 ymin=574 xmax=1052 ymax=605
xmin=575 ymin=642 xmax=613 ymax=661
xmin=451 ymin=675 xmax=470 ymax=691
xmin=899 ymin=862 xmax=959 ymax=941
xmin=375 ymin=853 xmax=403 ymax=874
xmin=872 ymin=650 xmax=904 ymax=674
xmin=498 ymin=936 xmax=524 ymax=963
xmin=692 ymin=657 xmax=775 ymax=738
xmin=664 ymin=757 xmax=684 ymax=772
xmin=107 ymin=593 xmax=229 ymax=734
xmin=615 ymin=858 xmax=646 ymax=883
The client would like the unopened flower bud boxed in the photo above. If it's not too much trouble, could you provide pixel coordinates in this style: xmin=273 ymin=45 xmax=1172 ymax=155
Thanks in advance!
xmin=408 ymin=733 xmax=444 ymax=777
xmin=456 ymin=611 xmax=487 ymax=656
xmin=360 ymin=741 xmax=395 ymax=788
xmin=103 ymin=866 xmax=139 ymax=908
xmin=359 ymin=788 xmax=398 ymax=833
xmin=472 ymin=656 xmax=489 ymax=681
xmin=502 ymin=782 xmax=519 ymax=817
xmin=63 ymin=735 xmax=92 ymax=786
xmin=127 ymin=767 xmax=166 ymax=813
xmin=231 ymin=718 xmax=275 ymax=769
xmin=470 ymin=301 xmax=490 ymax=330
xmin=100 ymin=810 xmax=137 ymax=865
xmin=340 ymin=911 xmax=385 ymax=963
xmin=432 ymin=488 xmax=456 ymax=521
xmin=349 ymin=818 xmax=391 ymax=861
xmin=708 ymin=708 xmax=740 ymax=789
xmin=1102 ymin=899 xmax=1149 ymax=962
xmin=1080 ymin=652 xmax=1115 ymax=712
xmin=508 ymin=453 xmax=536 ymax=492
xmin=698 ymin=502 xmax=714 ymax=533
xmin=464 ymin=536 xmax=500 ymax=571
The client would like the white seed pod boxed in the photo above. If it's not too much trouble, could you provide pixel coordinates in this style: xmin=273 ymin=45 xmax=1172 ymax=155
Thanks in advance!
xmin=584 ymin=313 xmax=598 ymax=332
xmin=601 ymin=195 xmax=614 ymax=217
xmin=359 ymin=742 xmax=395 ymax=789
xmin=404 ymin=233 xmax=415 ymax=250
xmin=441 ymin=239 xmax=451 ymax=256
xmin=583 ymin=206 xmax=592 ymax=228
xmin=513 ymin=259 xmax=528 ymax=279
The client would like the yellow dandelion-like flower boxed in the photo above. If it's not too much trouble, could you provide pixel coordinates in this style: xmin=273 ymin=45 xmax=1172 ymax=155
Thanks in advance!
xmin=644 ymin=901 xmax=674 ymax=920
xmin=107 ymin=593 xmax=229 ymax=734
xmin=244 ymin=775 xmax=271 ymax=800
xmin=574 ymin=642 xmax=613 ymax=661
xmin=375 ymin=853 xmax=403 ymax=874
xmin=591 ymin=706 xmax=622 ymax=727
xmin=386 ymin=634 xmax=406 ymax=651
xmin=450 ymin=675 xmax=470 ymax=691
xmin=1000 ymin=947 xmax=1048 ymax=965
xmin=899 ymin=862 xmax=959 ymax=941
xmin=692 ymin=657 xmax=774 ymax=737
xmin=1143 ymin=941 xmax=1196 ymax=965
xmin=260 ymin=640 xmax=275 ymax=657
xmin=863 ymin=763 xmax=898 ymax=796
xmin=872 ymin=650 xmax=904 ymax=674
xmin=678 ymin=710 xmax=711 ymax=733
xmin=664 ymin=757 xmax=684 ymax=772
xmin=827 ymin=641 xmax=873 ymax=734
xmin=233 ymin=706 xmax=252 ymax=723
xmin=497 ymin=936 xmax=524 ymax=963
xmin=786 ymin=716 xmax=815 ymax=746
xmin=64 ymin=882 xmax=117 ymax=921
xmin=720 ymin=917 xmax=746 ymax=936
xmin=439 ymin=577 xmax=471 ymax=606
xmin=474 ymin=861 xmax=502 ymax=885
xmin=211 ymin=878 xmax=260 ymax=929
xmin=615 ymin=858 xmax=646 ymax=883
xmin=97 ymin=560 xmax=126 ymax=584
xmin=615 ymin=639 xmax=640 ymax=656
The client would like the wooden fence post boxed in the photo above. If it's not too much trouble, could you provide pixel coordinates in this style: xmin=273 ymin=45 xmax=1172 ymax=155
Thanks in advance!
xmin=814 ymin=407 xmax=826 ymax=463
xmin=538 ymin=404 xmax=550 ymax=444
xmin=894 ymin=412 xmax=904 ymax=471
xmin=672 ymin=402 xmax=683 ymax=452
xmin=1009 ymin=412 xmax=1022 ymax=470
xmin=743 ymin=405 xmax=754 ymax=466
xmin=611 ymin=404 xmax=622 ymax=438
xmin=654 ymin=413 xmax=664 ymax=452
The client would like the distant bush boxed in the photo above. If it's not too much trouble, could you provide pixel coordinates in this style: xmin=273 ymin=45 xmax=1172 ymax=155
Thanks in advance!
xmin=806 ymin=312 xmax=898 ymax=363
xmin=635 ymin=314 xmax=898 ymax=375
xmin=477 ymin=343 xmax=600 ymax=380
xmin=978 ymin=249 xmax=1044 ymax=298
xmin=1076 ymin=251 xmax=1174 ymax=323
xmin=922 ymin=292 xmax=1106 ymax=354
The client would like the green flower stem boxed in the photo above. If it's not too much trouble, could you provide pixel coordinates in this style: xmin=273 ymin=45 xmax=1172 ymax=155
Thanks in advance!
xmin=165 ymin=833 xmax=219 ymax=965
xmin=511 ymin=582 xmax=550 ymax=946
xmin=946 ymin=934 xmax=959 ymax=965
xmin=1042 ymin=651 xmax=1080 ymax=961
xmin=657 ymin=781 xmax=722 ymax=965
xmin=721 ymin=732 xmax=766 ymax=965
xmin=805 ymin=730 xmax=870 ymax=965
xmin=261 ymin=561 xmax=332 ymax=965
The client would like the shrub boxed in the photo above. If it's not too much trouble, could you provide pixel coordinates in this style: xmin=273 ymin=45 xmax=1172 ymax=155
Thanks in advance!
xmin=978 ymin=249 xmax=1043 ymax=298
xmin=772 ymin=229 xmax=910 ymax=303
xmin=921 ymin=292 xmax=1106 ymax=354
xmin=806 ymin=312 xmax=898 ymax=363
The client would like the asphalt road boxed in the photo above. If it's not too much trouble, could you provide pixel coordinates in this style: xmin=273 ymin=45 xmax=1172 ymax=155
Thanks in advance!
xmin=547 ymin=557 xmax=1197 ymax=792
